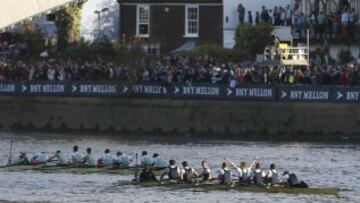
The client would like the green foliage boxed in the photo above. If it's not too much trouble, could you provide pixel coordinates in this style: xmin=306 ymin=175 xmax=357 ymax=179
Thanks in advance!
xmin=233 ymin=23 xmax=274 ymax=61
xmin=337 ymin=49 xmax=354 ymax=64
xmin=16 ymin=22 xmax=46 ymax=56
xmin=182 ymin=44 xmax=232 ymax=63
xmin=55 ymin=1 xmax=85 ymax=49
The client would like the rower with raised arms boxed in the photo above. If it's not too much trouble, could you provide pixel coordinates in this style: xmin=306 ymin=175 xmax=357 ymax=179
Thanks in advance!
xmin=217 ymin=162 xmax=232 ymax=184
xmin=225 ymin=156 xmax=257 ymax=184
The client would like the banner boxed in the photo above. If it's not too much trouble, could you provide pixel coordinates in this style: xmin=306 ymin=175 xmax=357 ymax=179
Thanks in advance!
xmin=1 ymin=81 xmax=360 ymax=104
xmin=226 ymin=86 xmax=275 ymax=101
xmin=333 ymin=87 xmax=360 ymax=103
xmin=278 ymin=86 xmax=332 ymax=102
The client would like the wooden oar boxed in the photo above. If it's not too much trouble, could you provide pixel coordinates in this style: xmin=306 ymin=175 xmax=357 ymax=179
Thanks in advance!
xmin=133 ymin=153 xmax=139 ymax=181
xmin=8 ymin=139 xmax=14 ymax=165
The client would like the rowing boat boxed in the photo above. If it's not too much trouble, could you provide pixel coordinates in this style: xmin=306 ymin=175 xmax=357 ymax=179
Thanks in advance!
xmin=0 ymin=164 xmax=165 ymax=175
xmin=118 ymin=181 xmax=340 ymax=196
xmin=1 ymin=164 xmax=340 ymax=196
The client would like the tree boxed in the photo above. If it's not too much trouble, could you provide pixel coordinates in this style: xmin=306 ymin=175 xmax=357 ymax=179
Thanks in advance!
xmin=233 ymin=23 xmax=273 ymax=61
xmin=55 ymin=1 xmax=85 ymax=49
xmin=337 ymin=49 xmax=354 ymax=64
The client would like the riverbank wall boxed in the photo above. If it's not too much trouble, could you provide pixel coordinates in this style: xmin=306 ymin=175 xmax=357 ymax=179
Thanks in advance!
xmin=0 ymin=96 xmax=359 ymax=141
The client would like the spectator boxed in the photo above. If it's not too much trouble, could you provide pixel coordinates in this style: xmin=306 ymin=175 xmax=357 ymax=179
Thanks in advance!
xmin=255 ymin=11 xmax=260 ymax=25
xmin=238 ymin=4 xmax=246 ymax=25
xmin=248 ymin=11 xmax=253 ymax=25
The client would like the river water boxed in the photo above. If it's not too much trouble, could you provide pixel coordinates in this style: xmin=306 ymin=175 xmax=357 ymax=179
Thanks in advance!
xmin=0 ymin=132 xmax=358 ymax=203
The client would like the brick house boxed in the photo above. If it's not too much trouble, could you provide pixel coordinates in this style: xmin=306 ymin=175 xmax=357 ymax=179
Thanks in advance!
xmin=117 ymin=0 xmax=223 ymax=54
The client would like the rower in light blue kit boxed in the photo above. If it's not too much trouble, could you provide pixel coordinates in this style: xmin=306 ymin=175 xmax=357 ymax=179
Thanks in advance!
xmin=31 ymin=152 xmax=48 ymax=165
xmin=48 ymin=150 xmax=67 ymax=166
xmin=71 ymin=145 xmax=83 ymax=166
xmin=152 ymin=153 xmax=167 ymax=168
xmin=141 ymin=151 xmax=152 ymax=167
xmin=114 ymin=151 xmax=131 ymax=168
xmin=99 ymin=149 xmax=113 ymax=167
xmin=83 ymin=148 xmax=97 ymax=167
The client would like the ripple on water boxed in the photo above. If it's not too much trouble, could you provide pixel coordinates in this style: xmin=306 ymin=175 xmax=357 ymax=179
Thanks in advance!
xmin=0 ymin=133 xmax=358 ymax=203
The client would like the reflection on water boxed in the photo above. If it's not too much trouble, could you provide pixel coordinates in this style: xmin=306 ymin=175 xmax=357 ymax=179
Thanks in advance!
xmin=0 ymin=132 xmax=359 ymax=203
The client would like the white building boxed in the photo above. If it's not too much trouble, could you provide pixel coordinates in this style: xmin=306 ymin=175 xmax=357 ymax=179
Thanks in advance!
xmin=223 ymin=0 xmax=293 ymax=48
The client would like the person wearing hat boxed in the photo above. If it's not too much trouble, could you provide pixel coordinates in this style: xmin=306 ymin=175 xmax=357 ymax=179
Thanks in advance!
xmin=181 ymin=161 xmax=199 ymax=183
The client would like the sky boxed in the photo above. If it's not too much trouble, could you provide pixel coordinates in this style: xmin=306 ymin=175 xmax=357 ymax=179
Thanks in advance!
xmin=80 ymin=0 xmax=119 ymax=41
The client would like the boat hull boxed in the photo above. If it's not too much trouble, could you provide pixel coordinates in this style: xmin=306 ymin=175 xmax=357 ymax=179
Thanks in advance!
xmin=119 ymin=181 xmax=340 ymax=196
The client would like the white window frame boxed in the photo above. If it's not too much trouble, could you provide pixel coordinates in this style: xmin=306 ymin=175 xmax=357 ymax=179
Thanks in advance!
xmin=184 ymin=4 xmax=199 ymax=38
xmin=136 ymin=4 xmax=150 ymax=38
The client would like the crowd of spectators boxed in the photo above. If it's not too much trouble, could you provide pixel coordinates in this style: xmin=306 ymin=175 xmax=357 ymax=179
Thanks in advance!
xmin=0 ymin=32 xmax=30 ymax=60
xmin=1 ymin=56 xmax=360 ymax=87
xmin=238 ymin=0 xmax=360 ymax=41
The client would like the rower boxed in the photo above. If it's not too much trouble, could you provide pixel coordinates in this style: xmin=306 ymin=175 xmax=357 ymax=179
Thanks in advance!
xmin=218 ymin=162 xmax=232 ymax=185
xmin=139 ymin=164 xmax=158 ymax=182
xmin=200 ymin=160 xmax=212 ymax=182
xmin=31 ymin=152 xmax=48 ymax=165
xmin=48 ymin=150 xmax=67 ymax=166
xmin=225 ymin=157 xmax=256 ymax=184
xmin=141 ymin=151 xmax=152 ymax=167
xmin=266 ymin=163 xmax=279 ymax=185
xmin=71 ymin=145 xmax=83 ymax=166
xmin=99 ymin=149 xmax=113 ymax=167
xmin=83 ymin=148 xmax=97 ymax=167
xmin=253 ymin=162 xmax=266 ymax=186
xmin=114 ymin=151 xmax=123 ymax=167
xmin=114 ymin=151 xmax=131 ymax=168
xmin=152 ymin=153 xmax=167 ymax=169
xmin=160 ymin=159 xmax=181 ymax=182
xmin=279 ymin=171 xmax=308 ymax=188
xmin=181 ymin=161 xmax=199 ymax=183
xmin=14 ymin=152 xmax=30 ymax=165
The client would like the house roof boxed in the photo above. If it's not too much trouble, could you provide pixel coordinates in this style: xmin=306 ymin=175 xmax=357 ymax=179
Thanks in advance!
xmin=118 ymin=0 xmax=222 ymax=4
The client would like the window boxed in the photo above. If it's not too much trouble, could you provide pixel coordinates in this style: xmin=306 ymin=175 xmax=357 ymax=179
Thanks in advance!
xmin=185 ymin=5 xmax=199 ymax=37
xmin=136 ymin=5 xmax=150 ymax=37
